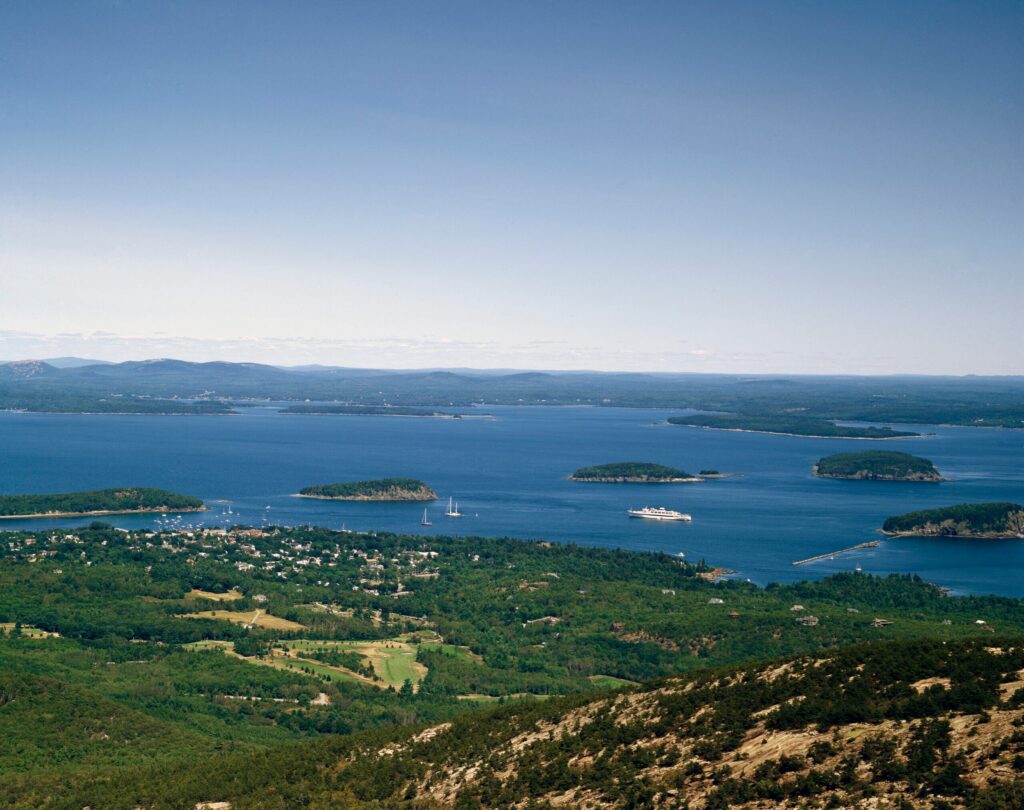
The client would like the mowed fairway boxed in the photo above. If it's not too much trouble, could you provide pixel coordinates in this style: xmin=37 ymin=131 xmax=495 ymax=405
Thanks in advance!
xmin=283 ymin=638 xmax=428 ymax=690
xmin=186 ymin=588 xmax=243 ymax=602
xmin=177 ymin=609 xmax=305 ymax=631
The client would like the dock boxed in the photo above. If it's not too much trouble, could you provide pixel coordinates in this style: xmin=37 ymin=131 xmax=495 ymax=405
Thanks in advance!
xmin=791 ymin=540 xmax=879 ymax=566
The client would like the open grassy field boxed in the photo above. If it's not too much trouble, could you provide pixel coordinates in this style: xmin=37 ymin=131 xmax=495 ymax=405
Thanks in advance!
xmin=587 ymin=674 xmax=637 ymax=689
xmin=418 ymin=640 xmax=482 ymax=663
xmin=182 ymin=640 xmax=236 ymax=651
xmin=185 ymin=588 xmax=243 ymax=602
xmin=282 ymin=638 xmax=428 ymax=690
xmin=177 ymin=609 xmax=305 ymax=631
xmin=0 ymin=623 xmax=59 ymax=639
xmin=188 ymin=637 xmax=428 ymax=691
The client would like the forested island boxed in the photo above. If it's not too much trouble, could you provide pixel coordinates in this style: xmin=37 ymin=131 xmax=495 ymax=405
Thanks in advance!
xmin=668 ymin=414 xmax=919 ymax=439
xmin=0 ymin=487 xmax=204 ymax=518
xmin=297 ymin=478 xmax=437 ymax=501
xmin=814 ymin=451 xmax=942 ymax=482
xmin=280 ymin=405 xmax=460 ymax=418
xmin=569 ymin=462 xmax=701 ymax=482
xmin=882 ymin=502 xmax=1024 ymax=538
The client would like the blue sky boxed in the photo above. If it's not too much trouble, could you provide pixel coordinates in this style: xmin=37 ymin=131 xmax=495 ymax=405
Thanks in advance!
xmin=1 ymin=1 xmax=1020 ymax=373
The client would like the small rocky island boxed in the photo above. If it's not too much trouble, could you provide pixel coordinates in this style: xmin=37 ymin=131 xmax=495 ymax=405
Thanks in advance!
xmin=882 ymin=502 xmax=1024 ymax=538
xmin=0 ymin=487 xmax=205 ymax=519
xmin=297 ymin=478 xmax=437 ymax=501
xmin=569 ymin=462 xmax=702 ymax=483
xmin=814 ymin=451 xmax=942 ymax=482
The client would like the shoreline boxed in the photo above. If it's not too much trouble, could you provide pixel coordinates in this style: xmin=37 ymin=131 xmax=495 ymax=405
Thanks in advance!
xmin=280 ymin=411 xmax=462 ymax=419
xmin=568 ymin=476 xmax=704 ymax=483
xmin=0 ymin=505 xmax=207 ymax=520
xmin=812 ymin=466 xmax=944 ymax=483
xmin=880 ymin=529 xmax=1023 ymax=540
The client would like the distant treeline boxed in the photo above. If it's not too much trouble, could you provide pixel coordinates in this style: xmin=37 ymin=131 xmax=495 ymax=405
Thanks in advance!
xmin=2 ymin=359 xmax=1024 ymax=426
xmin=669 ymin=414 xmax=918 ymax=439
xmin=0 ymin=488 xmax=204 ymax=517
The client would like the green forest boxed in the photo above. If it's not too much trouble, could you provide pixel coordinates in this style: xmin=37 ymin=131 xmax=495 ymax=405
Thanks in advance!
xmin=0 ymin=487 xmax=204 ymax=517
xmin=0 ymin=522 xmax=1021 ymax=805
xmin=814 ymin=451 xmax=942 ymax=481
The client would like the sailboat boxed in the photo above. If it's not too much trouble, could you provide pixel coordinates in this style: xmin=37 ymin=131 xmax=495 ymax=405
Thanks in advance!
xmin=421 ymin=508 xmax=432 ymax=526
xmin=444 ymin=496 xmax=462 ymax=518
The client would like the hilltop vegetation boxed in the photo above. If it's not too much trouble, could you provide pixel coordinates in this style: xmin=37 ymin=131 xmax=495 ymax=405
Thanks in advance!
xmin=569 ymin=462 xmax=699 ymax=482
xmin=0 ymin=487 xmax=204 ymax=518
xmin=814 ymin=451 xmax=942 ymax=482
xmin=883 ymin=502 xmax=1024 ymax=538
xmin=297 ymin=479 xmax=437 ymax=501
xmin=669 ymin=414 xmax=919 ymax=439
xmin=11 ymin=638 xmax=1024 ymax=808
xmin=0 ymin=522 xmax=1021 ymax=805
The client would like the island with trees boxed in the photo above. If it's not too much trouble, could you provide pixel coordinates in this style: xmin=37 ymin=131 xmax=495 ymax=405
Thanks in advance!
xmin=569 ymin=462 xmax=702 ymax=482
xmin=882 ymin=502 xmax=1024 ymax=538
xmin=297 ymin=478 xmax=437 ymax=501
xmin=0 ymin=487 xmax=205 ymax=519
xmin=814 ymin=451 xmax=943 ymax=482
xmin=668 ymin=414 xmax=919 ymax=439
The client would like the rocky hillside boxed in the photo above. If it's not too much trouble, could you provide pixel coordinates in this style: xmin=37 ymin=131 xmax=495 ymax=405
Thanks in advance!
xmin=34 ymin=638 xmax=1024 ymax=809
xmin=342 ymin=639 xmax=1024 ymax=808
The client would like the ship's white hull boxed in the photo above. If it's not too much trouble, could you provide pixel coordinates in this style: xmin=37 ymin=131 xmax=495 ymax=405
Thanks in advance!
xmin=628 ymin=510 xmax=691 ymax=522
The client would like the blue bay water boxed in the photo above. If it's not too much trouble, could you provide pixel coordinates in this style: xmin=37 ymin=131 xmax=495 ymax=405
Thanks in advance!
xmin=1 ymin=406 xmax=1022 ymax=597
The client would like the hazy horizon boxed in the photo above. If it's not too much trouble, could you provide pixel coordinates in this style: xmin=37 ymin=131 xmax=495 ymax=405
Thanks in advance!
xmin=2 ymin=2 xmax=1021 ymax=375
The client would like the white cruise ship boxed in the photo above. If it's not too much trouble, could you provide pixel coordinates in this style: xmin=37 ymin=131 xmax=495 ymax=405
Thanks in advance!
xmin=627 ymin=506 xmax=692 ymax=522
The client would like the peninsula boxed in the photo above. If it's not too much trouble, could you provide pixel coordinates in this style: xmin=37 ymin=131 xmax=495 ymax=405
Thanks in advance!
xmin=297 ymin=478 xmax=437 ymax=502
xmin=280 ymin=405 xmax=460 ymax=418
xmin=0 ymin=487 xmax=205 ymax=519
xmin=814 ymin=451 xmax=942 ymax=482
xmin=569 ymin=462 xmax=701 ymax=482
xmin=668 ymin=414 xmax=919 ymax=439
xmin=882 ymin=502 xmax=1024 ymax=538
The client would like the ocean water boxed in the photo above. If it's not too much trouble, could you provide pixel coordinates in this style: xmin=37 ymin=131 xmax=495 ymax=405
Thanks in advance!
xmin=1 ymin=406 xmax=1022 ymax=597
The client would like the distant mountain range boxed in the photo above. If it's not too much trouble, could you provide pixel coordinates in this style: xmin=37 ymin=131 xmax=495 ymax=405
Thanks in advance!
xmin=1 ymin=357 xmax=1023 ymax=425
xmin=1 ymin=356 xmax=115 ymax=369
